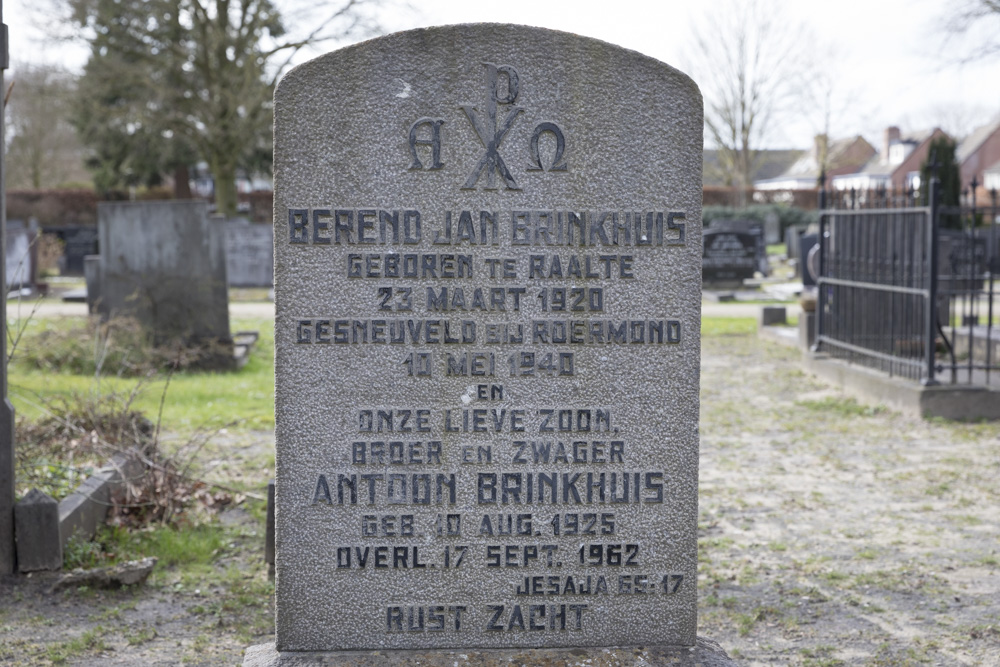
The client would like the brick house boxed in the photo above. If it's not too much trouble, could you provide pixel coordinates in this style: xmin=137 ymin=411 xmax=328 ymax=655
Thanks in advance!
xmin=831 ymin=126 xmax=949 ymax=191
xmin=957 ymin=119 xmax=1000 ymax=190
xmin=755 ymin=134 xmax=875 ymax=190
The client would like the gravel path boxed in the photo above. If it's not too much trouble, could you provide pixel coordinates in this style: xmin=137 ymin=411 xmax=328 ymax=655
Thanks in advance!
xmin=1 ymin=328 xmax=997 ymax=665
xmin=698 ymin=333 xmax=1000 ymax=665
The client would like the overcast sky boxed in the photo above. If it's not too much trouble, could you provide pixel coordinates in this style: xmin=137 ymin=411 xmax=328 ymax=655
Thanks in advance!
xmin=7 ymin=0 xmax=1000 ymax=149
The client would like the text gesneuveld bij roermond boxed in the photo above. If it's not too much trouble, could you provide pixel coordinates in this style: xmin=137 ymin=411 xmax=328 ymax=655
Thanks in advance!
xmin=273 ymin=24 xmax=703 ymax=651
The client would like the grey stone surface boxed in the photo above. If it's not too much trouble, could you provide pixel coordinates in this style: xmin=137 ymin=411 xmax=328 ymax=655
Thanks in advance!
xmin=266 ymin=479 xmax=275 ymax=579
xmin=799 ymin=311 xmax=816 ymax=349
xmin=759 ymin=306 xmax=786 ymax=327
xmin=0 ymin=57 xmax=13 ymax=576
xmin=58 ymin=452 xmax=144 ymax=550
xmin=84 ymin=254 xmax=101 ymax=314
xmin=806 ymin=352 xmax=1000 ymax=421
xmin=273 ymin=24 xmax=703 ymax=651
xmin=51 ymin=557 xmax=157 ymax=592
xmin=225 ymin=219 xmax=274 ymax=287
xmin=44 ymin=225 xmax=99 ymax=276
xmin=96 ymin=200 xmax=231 ymax=347
xmin=15 ymin=489 xmax=62 ymax=572
xmin=244 ymin=638 xmax=739 ymax=666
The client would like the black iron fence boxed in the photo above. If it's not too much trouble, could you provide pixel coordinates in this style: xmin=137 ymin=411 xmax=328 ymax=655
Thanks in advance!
xmin=815 ymin=182 xmax=999 ymax=386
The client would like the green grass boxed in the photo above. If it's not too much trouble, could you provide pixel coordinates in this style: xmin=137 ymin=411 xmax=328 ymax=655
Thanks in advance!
xmin=702 ymin=316 xmax=757 ymax=337
xmin=99 ymin=522 xmax=229 ymax=569
xmin=44 ymin=627 xmax=109 ymax=664
xmin=8 ymin=316 xmax=274 ymax=432
xmin=794 ymin=396 xmax=884 ymax=417
xmin=63 ymin=520 xmax=233 ymax=574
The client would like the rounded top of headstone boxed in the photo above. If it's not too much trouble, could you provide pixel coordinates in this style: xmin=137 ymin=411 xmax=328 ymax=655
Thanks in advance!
xmin=277 ymin=23 xmax=700 ymax=104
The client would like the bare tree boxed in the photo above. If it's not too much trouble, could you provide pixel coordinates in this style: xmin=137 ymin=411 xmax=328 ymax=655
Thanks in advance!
xmin=687 ymin=0 xmax=815 ymax=206
xmin=940 ymin=0 xmax=1000 ymax=63
xmin=5 ymin=63 xmax=89 ymax=189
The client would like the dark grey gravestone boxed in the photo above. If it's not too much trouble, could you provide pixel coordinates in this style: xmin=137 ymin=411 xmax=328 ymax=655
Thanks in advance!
xmin=224 ymin=220 xmax=274 ymax=287
xmin=709 ymin=219 xmax=767 ymax=276
xmin=759 ymin=306 xmax=786 ymax=327
xmin=785 ymin=226 xmax=803 ymax=263
xmin=702 ymin=229 xmax=758 ymax=286
xmin=96 ymin=201 xmax=232 ymax=352
xmin=266 ymin=23 xmax=715 ymax=660
xmin=15 ymin=489 xmax=62 ymax=572
xmin=62 ymin=226 xmax=100 ymax=276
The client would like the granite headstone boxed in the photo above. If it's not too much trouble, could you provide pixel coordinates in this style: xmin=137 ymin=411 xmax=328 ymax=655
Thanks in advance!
xmin=271 ymin=24 xmax=704 ymax=654
xmin=95 ymin=201 xmax=232 ymax=353
xmin=708 ymin=218 xmax=768 ymax=276
xmin=702 ymin=228 xmax=759 ymax=285
xmin=224 ymin=219 xmax=274 ymax=287
xmin=44 ymin=226 xmax=99 ymax=276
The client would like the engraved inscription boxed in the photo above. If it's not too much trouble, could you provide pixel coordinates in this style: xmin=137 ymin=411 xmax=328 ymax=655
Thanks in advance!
xmin=461 ymin=63 xmax=523 ymax=190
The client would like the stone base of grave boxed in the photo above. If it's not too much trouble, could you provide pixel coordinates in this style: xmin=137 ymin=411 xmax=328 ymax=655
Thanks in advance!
xmin=243 ymin=638 xmax=739 ymax=666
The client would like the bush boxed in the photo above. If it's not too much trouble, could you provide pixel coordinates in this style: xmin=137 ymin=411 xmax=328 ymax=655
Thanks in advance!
xmin=703 ymin=204 xmax=817 ymax=236
xmin=17 ymin=316 xmax=225 ymax=376
xmin=14 ymin=388 xmax=152 ymax=500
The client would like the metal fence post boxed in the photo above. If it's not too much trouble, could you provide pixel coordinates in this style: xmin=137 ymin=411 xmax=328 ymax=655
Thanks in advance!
xmin=812 ymin=208 xmax=827 ymax=354
xmin=923 ymin=176 xmax=940 ymax=386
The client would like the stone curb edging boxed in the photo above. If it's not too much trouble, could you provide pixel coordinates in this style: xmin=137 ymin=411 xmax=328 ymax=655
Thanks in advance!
xmin=243 ymin=637 xmax=741 ymax=666
xmin=57 ymin=450 xmax=146 ymax=551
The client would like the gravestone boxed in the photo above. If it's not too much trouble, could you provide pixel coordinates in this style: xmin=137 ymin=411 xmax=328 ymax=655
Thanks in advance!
xmin=763 ymin=213 xmax=780 ymax=245
xmin=938 ymin=229 xmax=987 ymax=283
xmin=262 ymin=24 xmax=725 ymax=663
xmin=95 ymin=201 xmax=232 ymax=361
xmin=44 ymin=226 xmax=100 ymax=276
xmin=709 ymin=218 xmax=768 ymax=276
xmin=5 ymin=220 xmax=36 ymax=290
xmin=702 ymin=228 xmax=759 ymax=286
xmin=14 ymin=489 xmax=61 ymax=572
xmin=785 ymin=225 xmax=804 ymax=262
xmin=800 ymin=233 xmax=819 ymax=287
xmin=224 ymin=219 xmax=274 ymax=287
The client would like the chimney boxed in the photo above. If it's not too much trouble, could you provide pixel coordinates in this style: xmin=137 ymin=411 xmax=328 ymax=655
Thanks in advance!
xmin=883 ymin=126 xmax=900 ymax=163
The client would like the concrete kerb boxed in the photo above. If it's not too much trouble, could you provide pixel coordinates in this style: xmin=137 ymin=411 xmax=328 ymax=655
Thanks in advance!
xmin=243 ymin=638 xmax=740 ymax=666
xmin=803 ymin=352 xmax=1000 ymax=421
xmin=58 ymin=451 xmax=146 ymax=551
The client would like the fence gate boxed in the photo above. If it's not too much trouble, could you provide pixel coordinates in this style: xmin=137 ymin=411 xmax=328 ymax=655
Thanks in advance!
xmin=815 ymin=183 xmax=999 ymax=387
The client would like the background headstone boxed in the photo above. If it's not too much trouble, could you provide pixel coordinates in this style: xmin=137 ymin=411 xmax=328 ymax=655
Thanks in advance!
xmin=224 ymin=219 xmax=274 ymax=287
xmin=273 ymin=24 xmax=703 ymax=652
xmin=702 ymin=228 xmax=759 ymax=286
xmin=5 ymin=220 xmax=37 ymax=290
xmin=44 ymin=225 xmax=100 ymax=276
xmin=14 ymin=489 xmax=62 ymax=572
xmin=708 ymin=219 xmax=768 ymax=276
xmin=95 ymin=201 xmax=231 ymax=353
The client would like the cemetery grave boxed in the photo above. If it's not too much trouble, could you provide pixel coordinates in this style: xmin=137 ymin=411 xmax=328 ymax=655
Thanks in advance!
xmin=263 ymin=23 xmax=710 ymax=661
xmin=1 ymin=315 xmax=998 ymax=664
xmin=2 ymin=15 xmax=998 ymax=667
